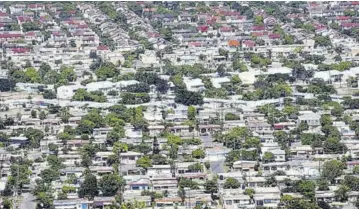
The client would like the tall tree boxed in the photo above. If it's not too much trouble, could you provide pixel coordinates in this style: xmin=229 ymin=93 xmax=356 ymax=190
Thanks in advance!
xmin=78 ymin=173 xmax=98 ymax=199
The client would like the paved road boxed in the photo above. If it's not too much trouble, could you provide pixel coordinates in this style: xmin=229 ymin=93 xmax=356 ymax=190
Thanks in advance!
xmin=19 ymin=193 xmax=36 ymax=209
xmin=210 ymin=160 xmax=225 ymax=174
xmin=200 ymin=135 xmax=213 ymax=147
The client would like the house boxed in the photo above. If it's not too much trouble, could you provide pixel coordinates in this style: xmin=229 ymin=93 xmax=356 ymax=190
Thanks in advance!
xmin=232 ymin=161 xmax=257 ymax=172
xmin=211 ymin=77 xmax=231 ymax=88
xmin=8 ymin=136 xmax=28 ymax=147
xmin=253 ymin=187 xmax=281 ymax=208
xmin=297 ymin=112 xmax=321 ymax=126
xmin=57 ymin=85 xmax=83 ymax=100
xmin=120 ymin=151 xmax=143 ymax=165
xmin=290 ymin=145 xmax=314 ymax=156
xmin=54 ymin=199 xmax=93 ymax=209
xmin=59 ymin=167 xmax=85 ymax=178
xmin=127 ymin=178 xmax=151 ymax=190
xmin=151 ymin=175 xmax=178 ymax=191
xmin=93 ymin=196 xmax=116 ymax=209
xmin=147 ymin=165 xmax=171 ymax=176
xmin=205 ymin=146 xmax=231 ymax=161
xmin=183 ymin=77 xmax=205 ymax=92
xmin=175 ymin=162 xmax=207 ymax=180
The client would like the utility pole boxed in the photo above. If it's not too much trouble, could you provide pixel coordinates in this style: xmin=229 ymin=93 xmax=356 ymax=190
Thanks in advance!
xmin=13 ymin=165 xmax=19 ymax=209
xmin=118 ymin=150 xmax=123 ymax=204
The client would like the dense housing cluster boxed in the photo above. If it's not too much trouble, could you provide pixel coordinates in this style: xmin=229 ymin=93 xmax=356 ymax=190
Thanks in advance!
xmin=0 ymin=1 xmax=358 ymax=209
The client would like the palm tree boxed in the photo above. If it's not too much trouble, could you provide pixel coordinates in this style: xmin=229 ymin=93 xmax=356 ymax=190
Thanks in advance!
xmin=335 ymin=184 xmax=350 ymax=202
xmin=178 ymin=188 xmax=186 ymax=204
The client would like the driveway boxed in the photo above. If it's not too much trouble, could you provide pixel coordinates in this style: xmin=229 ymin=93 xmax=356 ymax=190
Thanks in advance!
xmin=210 ymin=160 xmax=225 ymax=174
xmin=19 ymin=193 xmax=36 ymax=209
xmin=200 ymin=135 xmax=213 ymax=147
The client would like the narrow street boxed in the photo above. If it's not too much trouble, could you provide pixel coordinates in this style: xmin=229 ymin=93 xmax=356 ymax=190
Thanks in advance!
xmin=19 ymin=193 xmax=36 ymax=209
xmin=210 ymin=160 xmax=225 ymax=174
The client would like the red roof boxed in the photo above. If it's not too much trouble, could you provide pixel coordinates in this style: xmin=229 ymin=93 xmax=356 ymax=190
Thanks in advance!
xmin=206 ymin=19 xmax=216 ymax=25
xmin=76 ymin=24 xmax=88 ymax=29
xmin=346 ymin=161 xmax=359 ymax=165
xmin=0 ymin=34 xmax=23 ymax=39
xmin=336 ymin=16 xmax=351 ymax=21
xmin=188 ymin=42 xmax=201 ymax=47
xmin=268 ymin=33 xmax=281 ymax=39
xmin=0 ymin=12 xmax=8 ymax=17
xmin=220 ymin=11 xmax=240 ymax=16
xmin=28 ymin=4 xmax=44 ymax=9
xmin=52 ymin=31 xmax=64 ymax=36
xmin=147 ymin=32 xmax=159 ymax=38
xmin=197 ymin=25 xmax=209 ymax=32
xmin=220 ymin=27 xmax=232 ymax=32
xmin=252 ymin=25 xmax=265 ymax=31
xmin=274 ymin=124 xmax=284 ymax=129
xmin=228 ymin=40 xmax=240 ymax=47
xmin=315 ymin=25 xmax=327 ymax=30
xmin=97 ymin=45 xmax=109 ymax=51
xmin=236 ymin=15 xmax=246 ymax=20
xmin=243 ymin=40 xmax=255 ymax=47
xmin=11 ymin=48 xmax=29 ymax=53
xmin=17 ymin=16 xmax=32 ymax=22
xmin=252 ymin=31 xmax=268 ymax=37
xmin=341 ymin=22 xmax=359 ymax=28
xmin=351 ymin=1 xmax=359 ymax=5
xmin=25 ymin=32 xmax=35 ymax=37
xmin=143 ymin=8 xmax=156 ymax=12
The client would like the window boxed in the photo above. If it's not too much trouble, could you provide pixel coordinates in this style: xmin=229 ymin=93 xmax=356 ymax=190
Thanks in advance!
xmin=264 ymin=199 xmax=272 ymax=203
xmin=234 ymin=200 xmax=240 ymax=204
xmin=225 ymin=200 xmax=232 ymax=205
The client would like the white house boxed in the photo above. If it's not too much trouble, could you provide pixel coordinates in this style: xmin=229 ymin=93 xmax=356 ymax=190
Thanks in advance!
xmin=57 ymin=85 xmax=83 ymax=100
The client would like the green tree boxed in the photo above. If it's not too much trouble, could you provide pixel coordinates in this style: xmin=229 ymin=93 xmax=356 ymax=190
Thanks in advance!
xmin=233 ymin=60 xmax=248 ymax=72
xmin=31 ymin=110 xmax=37 ymax=118
xmin=223 ymin=177 xmax=240 ymax=189
xmin=286 ymin=199 xmax=321 ymax=209
xmin=1 ymin=198 xmax=12 ymax=209
xmin=342 ymin=175 xmax=359 ymax=191
xmin=335 ymin=184 xmax=350 ymax=202
xmin=323 ymin=137 xmax=347 ymax=154
xmin=188 ymin=163 xmax=203 ymax=172
xmin=95 ymin=62 xmax=119 ymax=81
xmin=25 ymin=67 xmax=41 ymax=83
xmin=136 ymin=156 xmax=152 ymax=170
xmin=317 ymin=179 xmax=329 ymax=191
xmin=243 ymin=188 xmax=255 ymax=198
xmin=321 ymin=160 xmax=345 ymax=183
xmin=60 ymin=66 xmax=77 ymax=82
xmin=225 ymin=113 xmax=240 ymax=121
xmin=40 ymin=168 xmax=59 ymax=183
xmin=296 ymin=180 xmax=316 ymax=200
xmin=25 ymin=128 xmax=44 ymax=148
xmin=167 ymin=134 xmax=183 ymax=146
xmin=99 ymin=174 xmax=125 ymax=196
xmin=204 ymin=179 xmax=218 ymax=196
xmin=254 ymin=15 xmax=264 ymax=25
xmin=191 ymin=149 xmax=205 ymax=159
xmin=112 ymin=141 xmax=128 ymax=154
xmin=187 ymin=106 xmax=196 ymax=121
xmin=78 ymin=173 xmax=98 ymax=199
xmin=263 ymin=152 xmax=275 ymax=162
xmin=353 ymin=165 xmax=359 ymax=175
